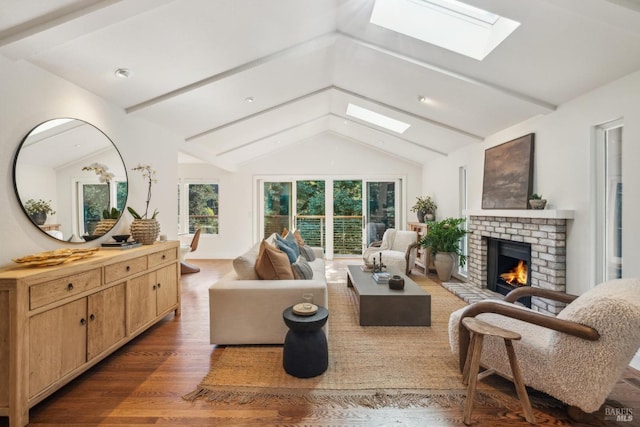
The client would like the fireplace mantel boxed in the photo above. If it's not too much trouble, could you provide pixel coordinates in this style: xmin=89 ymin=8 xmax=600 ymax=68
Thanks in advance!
xmin=465 ymin=209 xmax=574 ymax=219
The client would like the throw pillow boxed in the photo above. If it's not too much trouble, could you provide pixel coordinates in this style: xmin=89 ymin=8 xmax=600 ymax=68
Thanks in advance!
xmin=292 ymin=256 xmax=314 ymax=280
xmin=232 ymin=252 xmax=259 ymax=280
xmin=293 ymin=229 xmax=305 ymax=246
xmin=300 ymin=244 xmax=316 ymax=262
xmin=276 ymin=233 xmax=300 ymax=259
xmin=276 ymin=239 xmax=297 ymax=263
xmin=255 ymin=240 xmax=294 ymax=280
xmin=283 ymin=232 xmax=301 ymax=257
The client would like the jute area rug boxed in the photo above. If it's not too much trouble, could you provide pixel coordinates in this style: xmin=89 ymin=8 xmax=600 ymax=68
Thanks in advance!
xmin=184 ymin=263 xmax=555 ymax=409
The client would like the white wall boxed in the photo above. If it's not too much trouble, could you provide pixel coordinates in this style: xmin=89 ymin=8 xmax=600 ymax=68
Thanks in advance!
xmin=424 ymin=70 xmax=640 ymax=295
xmin=0 ymin=56 xmax=181 ymax=266
xmin=178 ymin=133 xmax=423 ymax=259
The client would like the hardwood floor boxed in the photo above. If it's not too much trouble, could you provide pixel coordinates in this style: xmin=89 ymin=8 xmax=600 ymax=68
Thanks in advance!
xmin=2 ymin=259 xmax=640 ymax=426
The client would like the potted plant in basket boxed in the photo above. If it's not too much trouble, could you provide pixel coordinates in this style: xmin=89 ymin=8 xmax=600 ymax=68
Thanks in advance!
xmin=24 ymin=199 xmax=56 ymax=225
xmin=419 ymin=217 xmax=469 ymax=281
xmin=127 ymin=164 xmax=160 ymax=245
xmin=410 ymin=196 xmax=437 ymax=222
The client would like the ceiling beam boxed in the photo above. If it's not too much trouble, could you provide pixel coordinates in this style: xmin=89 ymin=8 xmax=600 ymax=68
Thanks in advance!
xmin=340 ymin=32 xmax=558 ymax=112
xmin=327 ymin=113 xmax=448 ymax=156
xmin=126 ymin=32 xmax=338 ymax=114
xmin=215 ymin=112 xmax=447 ymax=159
xmin=187 ymin=84 xmax=480 ymax=145
xmin=0 ymin=0 xmax=121 ymax=47
xmin=186 ymin=86 xmax=333 ymax=141
xmin=333 ymin=86 xmax=483 ymax=140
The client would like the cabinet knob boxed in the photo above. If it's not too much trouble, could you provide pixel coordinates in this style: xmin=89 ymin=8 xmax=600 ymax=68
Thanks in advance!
xmin=80 ymin=318 xmax=86 ymax=325
xmin=126 ymin=265 xmax=131 ymax=272
xmin=67 ymin=283 xmax=74 ymax=291
xmin=152 ymin=285 xmax=156 ymax=290
xmin=162 ymin=254 xmax=166 ymax=259
xmin=157 ymin=283 xmax=161 ymax=288
xmin=89 ymin=314 xmax=95 ymax=321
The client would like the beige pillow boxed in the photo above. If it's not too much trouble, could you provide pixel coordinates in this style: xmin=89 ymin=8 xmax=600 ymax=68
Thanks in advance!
xmin=255 ymin=240 xmax=294 ymax=280
xmin=293 ymin=229 xmax=305 ymax=246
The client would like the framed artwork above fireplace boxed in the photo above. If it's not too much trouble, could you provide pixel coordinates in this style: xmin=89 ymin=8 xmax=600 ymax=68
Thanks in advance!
xmin=481 ymin=133 xmax=534 ymax=209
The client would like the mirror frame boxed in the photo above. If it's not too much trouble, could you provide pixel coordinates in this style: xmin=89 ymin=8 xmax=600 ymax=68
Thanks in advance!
xmin=12 ymin=118 xmax=128 ymax=243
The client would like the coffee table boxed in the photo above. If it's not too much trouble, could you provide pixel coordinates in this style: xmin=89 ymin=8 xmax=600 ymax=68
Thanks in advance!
xmin=347 ymin=265 xmax=431 ymax=326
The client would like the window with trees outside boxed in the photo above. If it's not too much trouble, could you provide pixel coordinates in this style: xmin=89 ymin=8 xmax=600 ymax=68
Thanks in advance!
xmin=178 ymin=182 xmax=219 ymax=235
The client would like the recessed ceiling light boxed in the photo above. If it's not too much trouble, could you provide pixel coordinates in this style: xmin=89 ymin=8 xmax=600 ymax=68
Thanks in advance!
xmin=245 ymin=97 xmax=254 ymax=103
xmin=346 ymin=103 xmax=411 ymax=134
xmin=417 ymin=95 xmax=435 ymax=105
xmin=114 ymin=68 xmax=131 ymax=79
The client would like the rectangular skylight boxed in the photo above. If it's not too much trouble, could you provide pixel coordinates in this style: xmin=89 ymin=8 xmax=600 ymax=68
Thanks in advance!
xmin=346 ymin=104 xmax=411 ymax=134
xmin=370 ymin=0 xmax=520 ymax=61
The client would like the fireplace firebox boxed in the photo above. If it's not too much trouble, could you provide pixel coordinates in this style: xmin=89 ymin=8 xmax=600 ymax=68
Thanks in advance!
xmin=487 ymin=238 xmax=531 ymax=308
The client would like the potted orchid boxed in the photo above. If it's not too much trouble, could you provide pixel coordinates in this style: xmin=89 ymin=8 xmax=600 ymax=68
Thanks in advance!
xmin=83 ymin=163 xmax=119 ymax=235
xmin=128 ymin=164 xmax=160 ymax=244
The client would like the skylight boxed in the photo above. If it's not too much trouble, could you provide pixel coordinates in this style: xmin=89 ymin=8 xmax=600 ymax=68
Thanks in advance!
xmin=346 ymin=104 xmax=411 ymax=134
xmin=370 ymin=0 xmax=520 ymax=60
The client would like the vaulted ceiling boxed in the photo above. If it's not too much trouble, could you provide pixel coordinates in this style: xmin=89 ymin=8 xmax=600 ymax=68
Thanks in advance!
xmin=3 ymin=0 xmax=640 ymax=171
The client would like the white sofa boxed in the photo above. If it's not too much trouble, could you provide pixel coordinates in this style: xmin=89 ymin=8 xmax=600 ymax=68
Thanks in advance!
xmin=209 ymin=236 xmax=328 ymax=345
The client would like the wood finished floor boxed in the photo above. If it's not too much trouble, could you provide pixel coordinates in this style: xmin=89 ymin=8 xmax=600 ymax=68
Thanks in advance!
xmin=3 ymin=259 xmax=640 ymax=426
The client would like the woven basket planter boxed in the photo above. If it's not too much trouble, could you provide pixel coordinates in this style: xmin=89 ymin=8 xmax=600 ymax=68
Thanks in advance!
xmin=93 ymin=219 xmax=118 ymax=236
xmin=130 ymin=219 xmax=160 ymax=245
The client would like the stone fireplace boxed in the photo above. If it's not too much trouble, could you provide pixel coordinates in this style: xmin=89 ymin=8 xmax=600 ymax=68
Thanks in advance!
xmin=466 ymin=209 xmax=574 ymax=315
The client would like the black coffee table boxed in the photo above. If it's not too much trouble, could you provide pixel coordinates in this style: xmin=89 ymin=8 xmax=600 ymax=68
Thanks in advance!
xmin=282 ymin=305 xmax=329 ymax=378
xmin=347 ymin=265 xmax=431 ymax=326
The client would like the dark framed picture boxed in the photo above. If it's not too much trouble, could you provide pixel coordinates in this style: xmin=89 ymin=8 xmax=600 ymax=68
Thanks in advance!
xmin=481 ymin=133 xmax=534 ymax=209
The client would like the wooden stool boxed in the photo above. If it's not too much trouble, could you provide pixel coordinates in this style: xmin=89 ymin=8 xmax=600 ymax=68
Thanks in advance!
xmin=461 ymin=317 xmax=536 ymax=425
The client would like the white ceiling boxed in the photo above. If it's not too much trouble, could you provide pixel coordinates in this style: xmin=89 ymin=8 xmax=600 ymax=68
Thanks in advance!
xmin=3 ymin=0 xmax=640 ymax=171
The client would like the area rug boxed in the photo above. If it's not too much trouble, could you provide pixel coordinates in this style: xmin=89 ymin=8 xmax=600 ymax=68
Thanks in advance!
xmin=184 ymin=264 xmax=558 ymax=409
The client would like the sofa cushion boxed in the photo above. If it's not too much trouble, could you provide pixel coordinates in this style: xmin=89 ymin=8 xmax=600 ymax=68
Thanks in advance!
xmin=255 ymin=240 xmax=294 ymax=279
xmin=291 ymin=256 xmax=313 ymax=280
xmin=299 ymin=244 xmax=316 ymax=262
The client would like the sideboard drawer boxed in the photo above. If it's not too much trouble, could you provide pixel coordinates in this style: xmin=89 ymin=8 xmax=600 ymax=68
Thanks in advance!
xmin=148 ymin=247 xmax=177 ymax=268
xmin=30 ymin=269 xmax=101 ymax=310
xmin=104 ymin=256 xmax=147 ymax=284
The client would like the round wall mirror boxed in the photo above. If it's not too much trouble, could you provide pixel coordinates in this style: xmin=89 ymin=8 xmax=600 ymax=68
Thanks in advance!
xmin=13 ymin=118 xmax=128 ymax=242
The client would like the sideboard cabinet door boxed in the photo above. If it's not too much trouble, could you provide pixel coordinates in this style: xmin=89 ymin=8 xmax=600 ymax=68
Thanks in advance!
xmin=29 ymin=299 xmax=87 ymax=398
xmin=87 ymin=284 xmax=126 ymax=360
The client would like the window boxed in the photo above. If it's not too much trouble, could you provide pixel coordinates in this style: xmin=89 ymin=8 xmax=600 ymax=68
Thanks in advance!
xmin=370 ymin=0 xmax=520 ymax=60
xmin=595 ymin=121 xmax=623 ymax=282
xmin=458 ymin=165 xmax=468 ymax=277
xmin=178 ymin=181 xmax=219 ymax=235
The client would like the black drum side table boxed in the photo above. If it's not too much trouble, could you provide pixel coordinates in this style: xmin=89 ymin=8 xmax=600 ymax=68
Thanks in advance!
xmin=282 ymin=305 xmax=329 ymax=378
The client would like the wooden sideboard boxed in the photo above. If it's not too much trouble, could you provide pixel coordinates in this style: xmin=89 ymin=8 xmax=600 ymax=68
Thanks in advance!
xmin=0 ymin=241 xmax=180 ymax=427
xmin=408 ymin=222 xmax=434 ymax=275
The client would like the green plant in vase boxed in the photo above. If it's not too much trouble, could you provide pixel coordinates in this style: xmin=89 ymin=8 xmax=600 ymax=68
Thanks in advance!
xmin=24 ymin=199 xmax=56 ymax=225
xmin=419 ymin=217 xmax=469 ymax=281
xmin=410 ymin=196 xmax=437 ymax=222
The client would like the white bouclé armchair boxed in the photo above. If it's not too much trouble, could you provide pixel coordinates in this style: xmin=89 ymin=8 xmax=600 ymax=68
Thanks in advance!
xmin=448 ymin=278 xmax=640 ymax=414
xmin=362 ymin=228 xmax=419 ymax=275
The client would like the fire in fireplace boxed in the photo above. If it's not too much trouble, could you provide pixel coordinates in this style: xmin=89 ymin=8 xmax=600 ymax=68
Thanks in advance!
xmin=487 ymin=238 xmax=532 ymax=308
xmin=500 ymin=260 xmax=527 ymax=286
